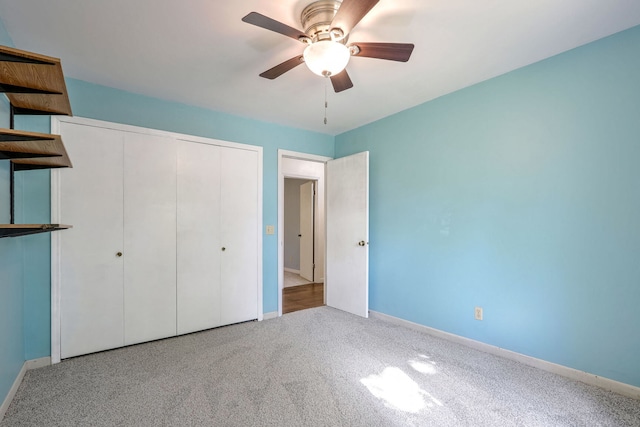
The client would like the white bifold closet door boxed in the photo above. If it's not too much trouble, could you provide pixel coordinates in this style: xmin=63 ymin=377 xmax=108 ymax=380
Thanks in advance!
xmin=123 ymin=133 xmax=177 ymax=345
xmin=220 ymin=147 xmax=259 ymax=325
xmin=59 ymin=123 xmax=125 ymax=359
xmin=58 ymin=120 xmax=260 ymax=360
xmin=59 ymin=125 xmax=177 ymax=358
xmin=176 ymin=143 xmax=259 ymax=332
xmin=176 ymin=141 xmax=222 ymax=334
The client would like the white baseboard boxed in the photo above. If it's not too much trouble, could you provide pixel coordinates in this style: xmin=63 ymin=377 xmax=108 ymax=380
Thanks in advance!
xmin=0 ymin=363 xmax=26 ymax=422
xmin=0 ymin=356 xmax=50 ymax=421
xmin=25 ymin=357 xmax=51 ymax=370
xmin=369 ymin=311 xmax=640 ymax=401
xmin=263 ymin=311 xmax=278 ymax=320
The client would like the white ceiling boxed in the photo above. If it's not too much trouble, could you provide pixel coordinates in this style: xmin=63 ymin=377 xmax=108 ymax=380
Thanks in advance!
xmin=1 ymin=0 xmax=639 ymax=135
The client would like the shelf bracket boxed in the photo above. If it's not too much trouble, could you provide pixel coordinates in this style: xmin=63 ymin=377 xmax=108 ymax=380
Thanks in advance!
xmin=9 ymin=160 xmax=15 ymax=224
xmin=9 ymin=103 xmax=15 ymax=224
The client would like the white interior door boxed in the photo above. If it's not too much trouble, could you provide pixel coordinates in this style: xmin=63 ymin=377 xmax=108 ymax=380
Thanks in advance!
xmin=326 ymin=151 xmax=369 ymax=318
xmin=123 ymin=132 xmax=177 ymax=345
xmin=59 ymin=123 xmax=125 ymax=359
xmin=299 ymin=181 xmax=314 ymax=281
xmin=177 ymin=140 xmax=221 ymax=334
xmin=220 ymin=147 xmax=259 ymax=324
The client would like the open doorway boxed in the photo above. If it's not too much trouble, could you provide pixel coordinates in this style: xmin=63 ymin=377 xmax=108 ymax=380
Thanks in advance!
xmin=283 ymin=178 xmax=323 ymax=313
xmin=284 ymin=179 xmax=315 ymax=284
xmin=278 ymin=150 xmax=331 ymax=316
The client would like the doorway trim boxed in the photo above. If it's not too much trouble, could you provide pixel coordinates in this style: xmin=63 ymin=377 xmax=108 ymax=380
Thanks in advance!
xmin=278 ymin=149 xmax=332 ymax=317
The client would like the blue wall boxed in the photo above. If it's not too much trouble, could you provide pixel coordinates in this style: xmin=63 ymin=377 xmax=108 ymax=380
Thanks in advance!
xmin=11 ymin=115 xmax=52 ymax=362
xmin=0 ymin=103 xmax=26 ymax=412
xmin=0 ymin=19 xmax=24 ymax=408
xmin=336 ymin=25 xmax=640 ymax=387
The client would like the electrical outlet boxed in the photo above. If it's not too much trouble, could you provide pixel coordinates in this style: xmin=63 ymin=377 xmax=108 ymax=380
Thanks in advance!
xmin=474 ymin=307 xmax=483 ymax=321
xmin=266 ymin=225 xmax=275 ymax=235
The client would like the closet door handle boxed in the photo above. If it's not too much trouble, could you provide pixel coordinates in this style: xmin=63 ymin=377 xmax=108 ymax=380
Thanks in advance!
xmin=221 ymin=247 xmax=226 ymax=252
xmin=116 ymin=252 xmax=123 ymax=257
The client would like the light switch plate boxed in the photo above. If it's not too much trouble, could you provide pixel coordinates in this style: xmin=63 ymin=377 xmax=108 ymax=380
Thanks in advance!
xmin=266 ymin=225 xmax=275 ymax=235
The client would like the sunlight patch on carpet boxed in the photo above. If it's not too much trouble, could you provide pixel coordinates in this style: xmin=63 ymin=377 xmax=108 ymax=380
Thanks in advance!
xmin=361 ymin=367 xmax=443 ymax=413
xmin=409 ymin=355 xmax=438 ymax=375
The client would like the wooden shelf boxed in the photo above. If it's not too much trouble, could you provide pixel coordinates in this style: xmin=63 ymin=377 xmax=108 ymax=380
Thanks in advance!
xmin=0 ymin=224 xmax=72 ymax=238
xmin=11 ymin=158 xmax=71 ymax=170
xmin=0 ymin=45 xmax=72 ymax=116
xmin=0 ymin=128 xmax=63 ymax=160
xmin=0 ymin=46 xmax=74 ymax=238
xmin=11 ymin=143 xmax=72 ymax=170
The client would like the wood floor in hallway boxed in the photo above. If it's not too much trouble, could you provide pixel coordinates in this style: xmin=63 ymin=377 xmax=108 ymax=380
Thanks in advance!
xmin=283 ymin=283 xmax=324 ymax=314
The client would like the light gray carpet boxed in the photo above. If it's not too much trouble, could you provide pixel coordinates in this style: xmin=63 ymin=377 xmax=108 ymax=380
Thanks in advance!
xmin=2 ymin=307 xmax=639 ymax=426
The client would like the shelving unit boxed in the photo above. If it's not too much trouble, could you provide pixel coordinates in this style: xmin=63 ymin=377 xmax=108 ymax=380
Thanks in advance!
xmin=1 ymin=45 xmax=73 ymax=238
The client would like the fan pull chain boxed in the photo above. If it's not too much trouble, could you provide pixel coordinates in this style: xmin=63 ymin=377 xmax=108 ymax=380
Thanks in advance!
xmin=324 ymin=78 xmax=328 ymax=125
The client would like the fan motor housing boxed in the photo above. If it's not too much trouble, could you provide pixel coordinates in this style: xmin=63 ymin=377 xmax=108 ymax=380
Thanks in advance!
xmin=301 ymin=0 xmax=348 ymax=43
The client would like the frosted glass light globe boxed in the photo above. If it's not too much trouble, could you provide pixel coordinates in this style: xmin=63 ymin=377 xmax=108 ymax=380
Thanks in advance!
xmin=303 ymin=41 xmax=350 ymax=77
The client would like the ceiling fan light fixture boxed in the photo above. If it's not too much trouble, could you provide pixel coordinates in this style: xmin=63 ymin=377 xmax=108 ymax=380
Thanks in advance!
xmin=303 ymin=40 xmax=350 ymax=77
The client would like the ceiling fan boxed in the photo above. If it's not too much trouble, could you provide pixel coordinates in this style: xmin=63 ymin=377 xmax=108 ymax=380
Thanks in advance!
xmin=242 ymin=0 xmax=415 ymax=93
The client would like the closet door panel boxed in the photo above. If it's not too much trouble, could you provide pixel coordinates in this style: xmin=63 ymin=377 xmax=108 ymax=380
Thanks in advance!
xmin=59 ymin=123 xmax=124 ymax=359
xmin=177 ymin=141 xmax=222 ymax=334
xmin=220 ymin=147 xmax=259 ymax=324
xmin=123 ymin=133 xmax=177 ymax=345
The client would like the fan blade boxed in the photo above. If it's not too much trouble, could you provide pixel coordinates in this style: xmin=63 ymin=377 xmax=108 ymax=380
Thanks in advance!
xmin=242 ymin=12 xmax=308 ymax=42
xmin=351 ymin=42 xmax=414 ymax=62
xmin=330 ymin=70 xmax=354 ymax=93
xmin=259 ymin=55 xmax=304 ymax=80
xmin=330 ymin=0 xmax=379 ymax=35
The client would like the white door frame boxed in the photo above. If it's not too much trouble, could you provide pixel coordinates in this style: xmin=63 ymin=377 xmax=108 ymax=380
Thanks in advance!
xmin=51 ymin=116 xmax=263 ymax=363
xmin=278 ymin=149 xmax=331 ymax=317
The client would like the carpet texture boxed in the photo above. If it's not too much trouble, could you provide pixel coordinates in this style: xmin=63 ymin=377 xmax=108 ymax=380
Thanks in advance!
xmin=2 ymin=307 xmax=639 ymax=426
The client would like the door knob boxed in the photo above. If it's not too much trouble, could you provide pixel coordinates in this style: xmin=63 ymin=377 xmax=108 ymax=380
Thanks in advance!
xmin=116 ymin=252 xmax=123 ymax=257
xmin=358 ymin=241 xmax=366 ymax=246
xmin=221 ymin=247 xmax=226 ymax=252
